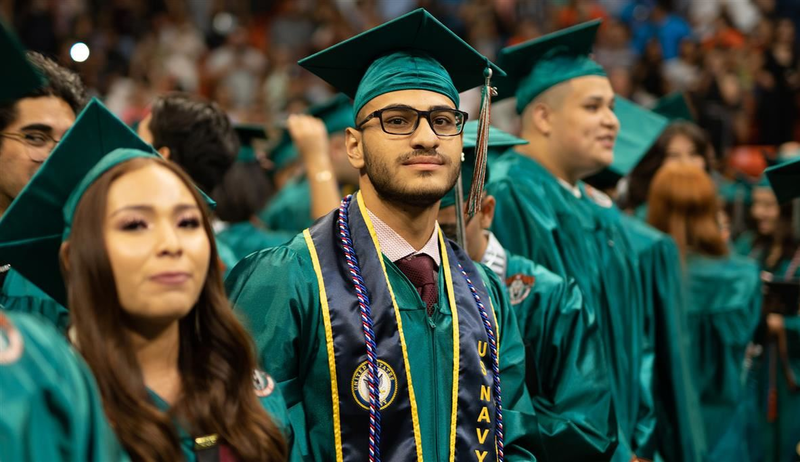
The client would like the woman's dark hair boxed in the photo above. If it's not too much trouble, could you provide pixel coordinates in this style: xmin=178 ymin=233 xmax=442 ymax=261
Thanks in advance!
xmin=148 ymin=93 xmax=239 ymax=194
xmin=648 ymin=162 xmax=729 ymax=260
xmin=623 ymin=121 xmax=713 ymax=211
xmin=212 ymin=161 xmax=274 ymax=223
xmin=751 ymin=197 xmax=798 ymax=272
xmin=61 ymin=157 xmax=286 ymax=461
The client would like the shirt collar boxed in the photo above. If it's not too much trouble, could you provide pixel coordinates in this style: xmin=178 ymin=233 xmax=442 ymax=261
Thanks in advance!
xmin=481 ymin=231 xmax=507 ymax=280
xmin=366 ymin=208 xmax=441 ymax=267
xmin=557 ymin=177 xmax=582 ymax=198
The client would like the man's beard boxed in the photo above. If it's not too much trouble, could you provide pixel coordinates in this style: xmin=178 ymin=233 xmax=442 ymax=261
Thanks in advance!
xmin=363 ymin=142 xmax=460 ymax=208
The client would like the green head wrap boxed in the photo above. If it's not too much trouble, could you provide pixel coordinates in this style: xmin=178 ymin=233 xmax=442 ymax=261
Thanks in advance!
xmin=353 ymin=51 xmax=459 ymax=122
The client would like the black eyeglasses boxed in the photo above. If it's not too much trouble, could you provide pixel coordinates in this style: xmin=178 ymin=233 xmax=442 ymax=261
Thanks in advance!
xmin=357 ymin=106 xmax=468 ymax=136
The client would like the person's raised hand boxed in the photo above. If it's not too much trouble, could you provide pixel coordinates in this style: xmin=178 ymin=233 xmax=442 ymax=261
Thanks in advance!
xmin=287 ymin=114 xmax=329 ymax=163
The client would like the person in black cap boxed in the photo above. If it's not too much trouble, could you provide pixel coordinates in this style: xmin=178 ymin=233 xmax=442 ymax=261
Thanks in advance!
xmin=226 ymin=8 xmax=540 ymax=461
xmin=0 ymin=22 xmax=88 ymax=332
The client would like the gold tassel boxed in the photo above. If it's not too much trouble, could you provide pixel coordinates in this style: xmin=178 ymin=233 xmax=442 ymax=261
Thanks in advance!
xmin=467 ymin=66 xmax=497 ymax=217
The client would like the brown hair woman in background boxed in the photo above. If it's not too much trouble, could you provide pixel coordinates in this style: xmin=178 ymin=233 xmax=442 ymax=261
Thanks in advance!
xmin=648 ymin=162 xmax=762 ymax=460
xmin=624 ymin=121 xmax=713 ymax=218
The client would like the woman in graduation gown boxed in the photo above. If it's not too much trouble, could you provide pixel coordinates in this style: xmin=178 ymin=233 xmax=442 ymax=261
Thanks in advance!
xmin=738 ymin=169 xmax=800 ymax=462
xmin=622 ymin=121 xmax=714 ymax=221
xmin=648 ymin=162 xmax=762 ymax=460
xmin=0 ymin=100 xmax=293 ymax=461
xmin=734 ymin=180 xmax=800 ymax=279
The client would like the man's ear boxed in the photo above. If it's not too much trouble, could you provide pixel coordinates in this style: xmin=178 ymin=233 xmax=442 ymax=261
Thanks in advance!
xmin=480 ymin=195 xmax=496 ymax=229
xmin=59 ymin=241 xmax=71 ymax=274
xmin=345 ymin=127 xmax=365 ymax=170
xmin=529 ymin=102 xmax=554 ymax=136
xmin=157 ymin=146 xmax=171 ymax=160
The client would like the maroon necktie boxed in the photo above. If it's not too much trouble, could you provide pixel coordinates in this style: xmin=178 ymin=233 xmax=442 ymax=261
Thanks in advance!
xmin=395 ymin=254 xmax=439 ymax=316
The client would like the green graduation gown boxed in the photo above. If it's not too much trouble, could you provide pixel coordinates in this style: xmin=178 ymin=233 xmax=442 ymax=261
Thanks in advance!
xmin=734 ymin=232 xmax=800 ymax=462
xmin=0 ymin=267 xmax=69 ymax=333
xmin=500 ymin=248 xmax=618 ymax=460
xmin=0 ymin=310 xmax=129 ymax=462
xmin=225 ymin=222 xmax=541 ymax=460
xmin=619 ymin=215 xmax=708 ymax=461
xmin=258 ymin=177 xmax=314 ymax=234
xmin=488 ymin=151 xmax=656 ymax=461
xmin=683 ymin=254 xmax=761 ymax=460
xmin=733 ymin=231 xmax=800 ymax=279
xmin=148 ymin=377 xmax=300 ymax=462
xmin=216 ymin=221 xmax=295 ymax=262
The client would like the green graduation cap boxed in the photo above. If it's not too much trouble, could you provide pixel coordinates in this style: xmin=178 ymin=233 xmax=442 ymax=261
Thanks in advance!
xmin=0 ymin=98 xmax=160 ymax=305
xmin=0 ymin=20 xmax=46 ymax=103
xmin=610 ymin=96 xmax=669 ymax=177
xmin=441 ymin=121 xmax=527 ymax=208
xmin=298 ymin=8 xmax=505 ymax=121
xmin=653 ymin=92 xmax=695 ymax=122
xmin=234 ymin=124 xmax=268 ymax=163
xmin=765 ymin=156 xmax=800 ymax=203
xmin=310 ymin=93 xmax=353 ymax=135
xmin=495 ymin=19 xmax=606 ymax=114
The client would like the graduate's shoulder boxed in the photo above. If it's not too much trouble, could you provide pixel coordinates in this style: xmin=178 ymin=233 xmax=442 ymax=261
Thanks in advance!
xmin=488 ymin=150 xmax=549 ymax=192
xmin=227 ymin=232 xmax=314 ymax=280
xmin=686 ymin=253 xmax=761 ymax=306
xmin=505 ymin=253 xmax=584 ymax=315
xmin=0 ymin=311 xmax=86 ymax=397
xmin=618 ymin=213 xmax=677 ymax=254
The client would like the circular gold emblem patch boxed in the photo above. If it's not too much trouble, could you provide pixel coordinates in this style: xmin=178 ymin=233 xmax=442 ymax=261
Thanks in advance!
xmin=351 ymin=360 xmax=398 ymax=410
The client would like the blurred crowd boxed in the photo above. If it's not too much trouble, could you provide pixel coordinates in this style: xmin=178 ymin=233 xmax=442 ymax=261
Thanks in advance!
xmin=4 ymin=0 xmax=799 ymax=152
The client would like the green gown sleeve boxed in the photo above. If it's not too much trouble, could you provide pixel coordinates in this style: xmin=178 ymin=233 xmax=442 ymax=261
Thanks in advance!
xmin=225 ymin=236 xmax=322 ymax=460
xmin=488 ymin=177 xmax=567 ymax=278
xmin=505 ymin=254 xmax=618 ymax=460
xmin=0 ymin=311 xmax=129 ymax=462
xmin=622 ymin=217 xmax=708 ymax=461
xmin=256 ymin=380 xmax=304 ymax=462
xmin=0 ymin=268 xmax=69 ymax=333
xmin=474 ymin=263 xmax=544 ymax=461
xmin=685 ymin=255 xmax=762 ymax=459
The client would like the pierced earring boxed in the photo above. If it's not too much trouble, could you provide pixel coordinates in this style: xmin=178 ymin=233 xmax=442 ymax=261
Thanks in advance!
xmin=461 ymin=152 xmax=466 ymax=162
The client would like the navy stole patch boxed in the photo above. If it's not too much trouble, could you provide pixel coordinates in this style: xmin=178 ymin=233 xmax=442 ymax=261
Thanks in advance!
xmin=306 ymin=196 xmax=498 ymax=461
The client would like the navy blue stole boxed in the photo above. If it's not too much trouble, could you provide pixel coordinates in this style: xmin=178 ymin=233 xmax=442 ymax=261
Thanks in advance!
xmin=303 ymin=193 xmax=500 ymax=461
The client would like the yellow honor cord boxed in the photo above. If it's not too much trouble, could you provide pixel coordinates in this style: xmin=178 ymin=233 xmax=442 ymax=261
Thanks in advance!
xmin=304 ymin=229 xmax=344 ymax=462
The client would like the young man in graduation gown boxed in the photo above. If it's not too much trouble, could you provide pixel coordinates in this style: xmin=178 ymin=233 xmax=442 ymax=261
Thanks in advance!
xmin=226 ymin=9 xmax=540 ymax=461
xmin=487 ymin=21 xmax=656 ymax=461
xmin=0 ymin=22 xmax=88 ymax=332
xmin=259 ymin=94 xmax=360 ymax=234
xmin=438 ymin=122 xmax=618 ymax=461
xmin=585 ymin=97 xmax=708 ymax=461
xmin=756 ymin=161 xmax=800 ymax=462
